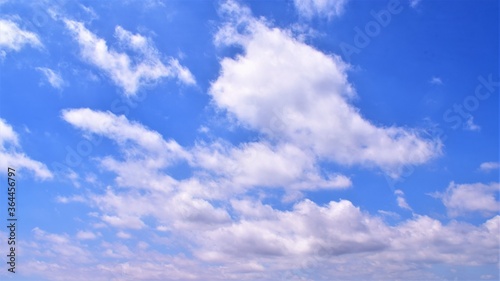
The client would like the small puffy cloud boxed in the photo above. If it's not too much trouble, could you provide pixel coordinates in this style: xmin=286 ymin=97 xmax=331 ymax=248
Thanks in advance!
xmin=464 ymin=116 xmax=480 ymax=131
xmin=211 ymin=1 xmax=441 ymax=177
xmin=429 ymin=76 xmax=443 ymax=85
xmin=437 ymin=182 xmax=499 ymax=217
xmin=36 ymin=67 xmax=65 ymax=89
xmin=394 ymin=189 xmax=412 ymax=211
xmin=0 ymin=18 xmax=42 ymax=54
xmin=63 ymin=19 xmax=195 ymax=96
xmin=294 ymin=0 xmax=349 ymax=19
xmin=0 ymin=118 xmax=53 ymax=180
xmin=479 ymin=162 xmax=499 ymax=172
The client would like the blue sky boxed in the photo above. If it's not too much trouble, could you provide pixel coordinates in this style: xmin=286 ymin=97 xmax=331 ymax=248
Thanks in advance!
xmin=0 ymin=0 xmax=498 ymax=280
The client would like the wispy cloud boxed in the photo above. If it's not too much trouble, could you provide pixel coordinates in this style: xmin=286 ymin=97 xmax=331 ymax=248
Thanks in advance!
xmin=429 ymin=76 xmax=443 ymax=85
xmin=36 ymin=67 xmax=65 ymax=89
xmin=294 ymin=0 xmax=349 ymax=19
xmin=479 ymin=162 xmax=499 ymax=172
xmin=464 ymin=116 xmax=480 ymax=131
xmin=395 ymin=189 xmax=412 ymax=210
xmin=63 ymin=19 xmax=195 ymax=95
xmin=0 ymin=18 xmax=42 ymax=56
xmin=0 ymin=118 xmax=53 ymax=180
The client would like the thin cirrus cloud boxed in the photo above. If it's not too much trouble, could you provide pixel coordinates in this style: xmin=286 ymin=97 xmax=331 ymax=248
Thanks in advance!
xmin=0 ymin=18 xmax=42 ymax=59
xmin=293 ymin=0 xmax=350 ymax=19
xmin=211 ymin=0 xmax=442 ymax=178
xmin=63 ymin=19 xmax=195 ymax=96
xmin=36 ymin=67 xmax=65 ymax=89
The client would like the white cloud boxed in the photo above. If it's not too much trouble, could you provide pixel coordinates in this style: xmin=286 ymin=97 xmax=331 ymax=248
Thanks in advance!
xmin=437 ymin=182 xmax=499 ymax=217
xmin=195 ymin=198 xmax=499 ymax=277
xmin=61 ymin=108 xmax=189 ymax=164
xmin=76 ymin=230 xmax=98 ymax=240
xmin=192 ymin=141 xmax=352 ymax=191
xmin=0 ymin=18 xmax=42 ymax=54
xmin=294 ymin=0 xmax=349 ymax=19
xmin=211 ymin=2 xmax=441 ymax=177
xmin=429 ymin=76 xmax=443 ymax=85
xmin=56 ymin=195 xmax=86 ymax=204
xmin=479 ymin=162 xmax=499 ymax=172
xmin=31 ymin=227 xmax=92 ymax=263
xmin=410 ymin=0 xmax=422 ymax=8
xmin=395 ymin=189 xmax=412 ymax=210
xmin=36 ymin=67 xmax=65 ymax=89
xmin=63 ymin=19 xmax=195 ymax=95
xmin=464 ymin=116 xmax=480 ymax=131
xmin=116 ymin=231 xmax=132 ymax=239
xmin=0 ymin=118 xmax=53 ymax=180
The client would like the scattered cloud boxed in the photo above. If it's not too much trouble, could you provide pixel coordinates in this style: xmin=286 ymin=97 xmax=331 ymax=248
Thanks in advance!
xmin=409 ymin=0 xmax=422 ymax=8
xmin=479 ymin=162 xmax=499 ymax=172
xmin=0 ymin=18 xmax=42 ymax=55
xmin=212 ymin=1 xmax=441 ymax=178
xmin=0 ymin=118 xmax=53 ymax=180
xmin=76 ymin=230 xmax=98 ymax=240
xmin=294 ymin=0 xmax=349 ymax=19
xmin=116 ymin=231 xmax=132 ymax=239
xmin=464 ymin=116 xmax=481 ymax=131
xmin=63 ymin=19 xmax=195 ymax=95
xmin=36 ymin=67 xmax=65 ymax=89
xmin=395 ymin=189 xmax=412 ymax=211
xmin=429 ymin=76 xmax=443 ymax=85
xmin=436 ymin=182 xmax=499 ymax=217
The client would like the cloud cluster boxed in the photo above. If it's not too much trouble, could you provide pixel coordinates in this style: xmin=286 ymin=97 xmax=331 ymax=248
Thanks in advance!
xmin=9 ymin=2 xmax=497 ymax=280
xmin=50 ymin=107 xmax=499 ymax=280
xmin=211 ymin=1 xmax=441 ymax=177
